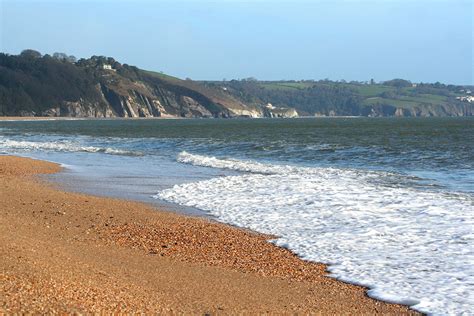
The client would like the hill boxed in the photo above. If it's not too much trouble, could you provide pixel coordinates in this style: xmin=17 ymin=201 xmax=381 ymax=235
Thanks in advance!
xmin=0 ymin=51 xmax=294 ymax=118
xmin=201 ymin=79 xmax=473 ymax=117
xmin=0 ymin=50 xmax=472 ymax=118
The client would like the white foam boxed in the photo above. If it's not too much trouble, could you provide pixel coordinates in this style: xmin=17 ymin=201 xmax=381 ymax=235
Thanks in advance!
xmin=0 ymin=139 xmax=142 ymax=156
xmin=157 ymin=152 xmax=474 ymax=315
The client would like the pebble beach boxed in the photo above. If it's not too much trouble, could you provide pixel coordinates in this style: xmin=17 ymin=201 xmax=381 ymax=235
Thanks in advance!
xmin=0 ymin=155 xmax=418 ymax=314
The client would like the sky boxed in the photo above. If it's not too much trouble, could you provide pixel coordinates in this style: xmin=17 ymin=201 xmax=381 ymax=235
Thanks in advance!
xmin=0 ymin=0 xmax=472 ymax=84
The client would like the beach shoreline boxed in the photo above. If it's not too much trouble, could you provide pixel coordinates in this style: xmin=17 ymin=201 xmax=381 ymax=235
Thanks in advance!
xmin=0 ymin=116 xmax=186 ymax=121
xmin=0 ymin=155 xmax=418 ymax=314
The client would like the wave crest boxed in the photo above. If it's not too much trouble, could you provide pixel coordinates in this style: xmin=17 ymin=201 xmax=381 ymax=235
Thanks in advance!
xmin=0 ymin=139 xmax=142 ymax=156
xmin=178 ymin=151 xmax=310 ymax=175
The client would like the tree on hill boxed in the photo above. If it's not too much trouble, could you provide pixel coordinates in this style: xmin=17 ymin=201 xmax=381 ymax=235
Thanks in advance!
xmin=52 ymin=52 xmax=77 ymax=63
xmin=20 ymin=49 xmax=42 ymax=59
xmin=383 ymin=79 xmax=412 ymax=88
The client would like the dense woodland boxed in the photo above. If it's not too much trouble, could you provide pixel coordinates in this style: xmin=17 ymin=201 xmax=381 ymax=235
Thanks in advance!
xmin=0 ymin=50 xmax=472 ymax=117
xmin=0 ymin=50 xmax=98 ymax=115
xmin=0 ymin=51 xmax=144 ymax=116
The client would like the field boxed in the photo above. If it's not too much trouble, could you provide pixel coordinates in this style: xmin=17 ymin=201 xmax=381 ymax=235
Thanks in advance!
xmin=248 ymin=81 xmax=458 ymax=109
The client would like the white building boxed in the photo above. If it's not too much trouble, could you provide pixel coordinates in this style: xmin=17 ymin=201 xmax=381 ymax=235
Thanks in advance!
xmin=456 ymin=96 xmax=474 ymax=103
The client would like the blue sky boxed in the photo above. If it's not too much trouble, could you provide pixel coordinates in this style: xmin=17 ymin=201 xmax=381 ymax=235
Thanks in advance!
xmin=1 ymin=0 xmax=472 ymax=84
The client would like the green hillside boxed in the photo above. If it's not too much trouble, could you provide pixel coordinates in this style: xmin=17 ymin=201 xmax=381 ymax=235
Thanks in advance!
xmin=201 ymin=79 xmax=472 ymax=116
xmin=0 ymin=50 xmax=472 ymax=118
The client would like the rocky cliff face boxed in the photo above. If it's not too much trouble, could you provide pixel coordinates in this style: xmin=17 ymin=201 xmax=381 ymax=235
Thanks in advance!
xmin=263 ymin=106 xmax=299 ymax=118
xmin=1 ymin=53 xmax=300 ymax=118
xmin=313 ymin=103 xmax=473 ymax=117
xmin=32 ymin=61 xmax=298 ymax=119
xmin=37 ymin=69 xmax=300 ymax=119
xmin=363 ymin=103 xmax=473 ymax=117
xmin=5 ymin=53 xmax=469 ymax=118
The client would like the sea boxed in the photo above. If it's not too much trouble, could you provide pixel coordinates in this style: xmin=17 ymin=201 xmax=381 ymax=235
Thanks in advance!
xmin=0 ymin=117 xmax=473 ymax=315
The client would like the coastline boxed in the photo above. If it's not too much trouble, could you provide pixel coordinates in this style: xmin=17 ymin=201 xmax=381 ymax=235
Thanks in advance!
xmin=0 ymin=116 xmax=184 ymax=121
xmin=0 ymin=155 xmax=419 ymax=314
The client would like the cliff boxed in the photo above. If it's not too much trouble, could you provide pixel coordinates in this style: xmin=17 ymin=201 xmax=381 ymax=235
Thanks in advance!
xmin=0 ymin=53 xmax=297 ymax=118
xmin=203 ymin=80 xmax=473 ymax=117
xmin=1 ymin=52 xmax=472 ymax=118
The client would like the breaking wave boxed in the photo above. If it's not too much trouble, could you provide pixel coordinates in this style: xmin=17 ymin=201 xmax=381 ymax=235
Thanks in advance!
xmin=157 ymin=152 xmax=474 ymax=315
xmin=0 ymin=139 xmax=143 ymax=156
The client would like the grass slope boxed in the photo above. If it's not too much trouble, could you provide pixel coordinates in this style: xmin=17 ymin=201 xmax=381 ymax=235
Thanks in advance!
xmin=203 ymin=79 xmax=470 ymax=115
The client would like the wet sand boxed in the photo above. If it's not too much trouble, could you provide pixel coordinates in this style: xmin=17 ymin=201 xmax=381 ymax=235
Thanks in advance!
xmin=0 ymin=155 xmax=418 ymax=314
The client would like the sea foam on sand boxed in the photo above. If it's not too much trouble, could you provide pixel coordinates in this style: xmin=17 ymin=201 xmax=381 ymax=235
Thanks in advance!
xmin=156 ymin=151 xmax=474 ymax=315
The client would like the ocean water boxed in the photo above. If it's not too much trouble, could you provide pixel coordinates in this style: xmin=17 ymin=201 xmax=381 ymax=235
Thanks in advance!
xmin=0 ymin=117 xmax=473 ymax=315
